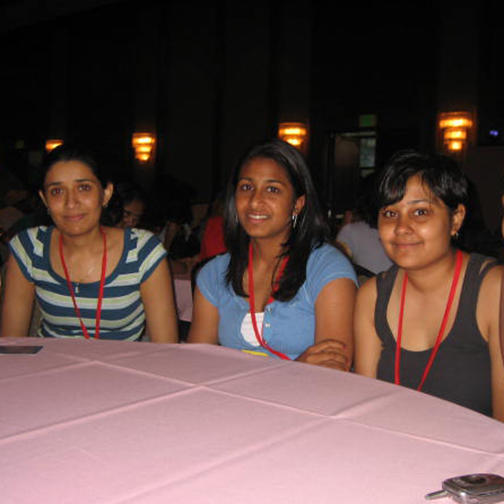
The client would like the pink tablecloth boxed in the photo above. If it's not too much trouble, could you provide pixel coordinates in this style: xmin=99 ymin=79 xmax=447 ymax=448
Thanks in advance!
xmin=1 ymin=337 xmax=503 ymax=503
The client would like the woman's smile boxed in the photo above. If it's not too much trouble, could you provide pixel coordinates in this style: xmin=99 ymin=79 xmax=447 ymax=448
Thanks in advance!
xmin=246 ymin=212 xmax=269 ymax=221
xmin=63 ymin=213 xmax=86 ymax=221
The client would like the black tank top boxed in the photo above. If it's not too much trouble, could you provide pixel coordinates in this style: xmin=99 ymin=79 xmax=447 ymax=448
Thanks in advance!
xmin=375 ymin=253 xmax=495 ymax=416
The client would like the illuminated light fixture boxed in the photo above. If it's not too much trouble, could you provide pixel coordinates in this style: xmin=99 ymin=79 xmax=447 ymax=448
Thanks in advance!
xmin=278 ymin=122 xmax=308 ymax=152
xmin=438 ymin=112 xmax=473 ymax=153
xmin=447 ymin=140 xmax=463 ymax=151
xmin=439 ymin=117 xmax=472 ymax=129
xmin=132 ymin=132 xmax=156 ymax=163
xmin=46 ymin=139 xmax=63 ymax=152
xmin=444 ymin=129 xmax=467 ymax=140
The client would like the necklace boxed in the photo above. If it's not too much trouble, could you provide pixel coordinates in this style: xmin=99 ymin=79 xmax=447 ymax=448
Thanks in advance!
xmin=74 ymin=263 xmax=99 ymax=294
xmin=247 ymin=242 xmax=290 ymax=360
xmin=59 ymin=229 xmax=107 ymax=339
xmin=395 ymin=249 xmax=463 ymax=391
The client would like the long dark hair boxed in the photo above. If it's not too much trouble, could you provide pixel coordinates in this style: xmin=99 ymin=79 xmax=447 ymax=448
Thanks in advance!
xmin=224 ymin=139 xmax=328 ymax=301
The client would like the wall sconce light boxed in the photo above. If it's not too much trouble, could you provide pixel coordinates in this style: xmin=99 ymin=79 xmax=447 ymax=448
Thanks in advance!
xmin=438 ymin=112 xmax=473 ymax=153
xmin=132 ymin=132 xmax=156 ymax=163
xmin=278 ymin=122 xmax=308 ymax=152
xmin=45 ymin=139 xmax=63 ymax=152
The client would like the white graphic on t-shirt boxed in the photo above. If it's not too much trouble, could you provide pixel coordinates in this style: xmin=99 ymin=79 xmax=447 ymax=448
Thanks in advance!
xmin=240 ymin=312 xmax=264 ymax=346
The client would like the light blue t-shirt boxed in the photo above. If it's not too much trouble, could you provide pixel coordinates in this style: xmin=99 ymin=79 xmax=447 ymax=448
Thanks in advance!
xmin=196 ymin=243 xmax=357 ymax=360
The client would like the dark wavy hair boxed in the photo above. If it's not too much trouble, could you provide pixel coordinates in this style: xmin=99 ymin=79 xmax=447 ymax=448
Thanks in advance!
xmin=224 ymin=139 xmax=329 ymax=301
xmin=39 ymin=144 xmax=111 ymax=191
xmin=376 ymin=150 xmax=468 ymax=212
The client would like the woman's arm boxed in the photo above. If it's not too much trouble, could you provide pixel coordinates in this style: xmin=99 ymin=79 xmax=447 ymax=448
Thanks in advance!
xmin=140 ymin=258 xmax=178 ymax=343
xmin=478 ymin=265 xmax=504 ymax=421
xmin=187 ymin=286 xmax=219 ymax=344
xmin=353 ymin=277 xmax=382 ymax=377
xmin=295 ymin=277 xmax=356 ymax=370
xmin=0 ymin=255 xmax=35 ymax=337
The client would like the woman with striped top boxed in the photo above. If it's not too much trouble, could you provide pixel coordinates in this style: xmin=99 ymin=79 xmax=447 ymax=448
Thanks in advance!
xmin=0 ymin=145 xmax=178 ymax=342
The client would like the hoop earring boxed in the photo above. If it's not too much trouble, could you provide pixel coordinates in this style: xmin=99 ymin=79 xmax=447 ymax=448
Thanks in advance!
xmin=292 ymin=213 xmax=298 ymax=229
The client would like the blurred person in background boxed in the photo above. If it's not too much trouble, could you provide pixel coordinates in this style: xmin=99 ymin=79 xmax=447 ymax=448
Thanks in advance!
xmin=105 ymin=181 xmax=146 ymax=229
xmin=336 ymin=174 xmax=392 ymax=280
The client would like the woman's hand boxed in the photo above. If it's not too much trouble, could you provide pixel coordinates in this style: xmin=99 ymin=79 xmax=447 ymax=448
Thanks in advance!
xmin=296 ymin=339 xmax=349 ymax=370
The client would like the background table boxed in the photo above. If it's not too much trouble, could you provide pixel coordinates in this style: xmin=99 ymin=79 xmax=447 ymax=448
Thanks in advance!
xmin=173 ymin=274 xmax=192 ymax=322
xmin=1 ymin=337 xmax=503 ymax=503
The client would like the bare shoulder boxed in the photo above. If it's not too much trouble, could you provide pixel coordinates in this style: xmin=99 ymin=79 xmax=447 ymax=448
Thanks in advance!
xmin=356 ymin=275 xmax=378 ymax=304
xmin=479 ymin=262 xmax=503 ymax=300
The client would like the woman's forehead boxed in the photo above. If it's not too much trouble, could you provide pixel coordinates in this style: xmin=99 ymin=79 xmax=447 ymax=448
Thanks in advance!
xmin=402 ymin=175 xmax=439 ymax=202
xmin=45 ymin=160 xmax=98 ymax=184
xmin=240 ymin=157 xmax=286 ymax=176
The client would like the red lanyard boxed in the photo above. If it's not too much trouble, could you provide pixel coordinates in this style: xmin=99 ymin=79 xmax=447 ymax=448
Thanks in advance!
xmin=59 ymin=229 xmax=107 ymax=339
xmin=247 ymin=242 xmax=290 ymax=360
xmin=395 ymin=249 xmax=463 ymax=391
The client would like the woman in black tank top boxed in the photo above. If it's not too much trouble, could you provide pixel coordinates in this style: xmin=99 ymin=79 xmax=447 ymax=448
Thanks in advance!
xmin=354 ymin=151 xmax=504 ymax=421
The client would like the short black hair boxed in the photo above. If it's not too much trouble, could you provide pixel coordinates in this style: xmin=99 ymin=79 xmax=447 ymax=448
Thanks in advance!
xmin=376 ymin=150 xmax=468 ymax=212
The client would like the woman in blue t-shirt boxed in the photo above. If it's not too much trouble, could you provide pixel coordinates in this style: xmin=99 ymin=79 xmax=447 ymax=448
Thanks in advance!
xmin=0 ymin=145 xmax=178 ymax=342
xmin=189 ymin=139 xmax=357 ymax=368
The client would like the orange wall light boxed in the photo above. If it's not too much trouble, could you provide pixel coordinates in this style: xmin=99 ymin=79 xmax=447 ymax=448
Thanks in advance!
xmin=45 ymin=139 xmax=63 ymax=152
xmin=438 ymin=112 xmax=473 ymax=153
xmin=132 ymin=133 xmax=156 ymax=163
xmin=278 ymin=122 xmax=308 ymax=152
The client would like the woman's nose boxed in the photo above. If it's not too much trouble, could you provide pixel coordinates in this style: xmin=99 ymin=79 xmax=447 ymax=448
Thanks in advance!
xmin=394 ymin=214 xmax=412 ymax=234
xmin=249 ymin=189 xmax=263 ymax=207
xmin=65 ymin=189 xmax=78 ymax=208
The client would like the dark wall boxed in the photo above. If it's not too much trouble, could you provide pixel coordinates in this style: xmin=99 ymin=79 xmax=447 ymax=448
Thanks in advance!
xmin=310 ymin=3 xmax=439 ymax=171
xmin=0 ymin=0 xmax=308 ymax=203
xmin=66 ymin=4 xmax=136 ymax=177
xmin=2 ymin=0 xmax=502 ymax=228
xmin=1 ymin=25 xmax=51 ymax=148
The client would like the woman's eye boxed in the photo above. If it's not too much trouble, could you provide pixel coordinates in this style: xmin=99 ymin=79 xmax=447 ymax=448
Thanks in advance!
xmin=381 ymin=209 xmax=396 ymax=218
xmin=267 ymin=186 xmax=280 ymax=194
xmin=50 ymin=187 xmax=63 ymax=196
xmin=78 ymin=184 xmax=92 ymax=192
xmin=413 ymin=208 xmax=429 ymax=217
xmin=238 ymin=183 xmax=253 ymax=192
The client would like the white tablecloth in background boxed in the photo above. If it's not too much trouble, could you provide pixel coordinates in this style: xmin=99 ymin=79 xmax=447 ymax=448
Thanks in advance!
xmin=1 ymin=337 xmax=503 ymax=503
xmin=173 ymin=275 xmax=192 ymax=322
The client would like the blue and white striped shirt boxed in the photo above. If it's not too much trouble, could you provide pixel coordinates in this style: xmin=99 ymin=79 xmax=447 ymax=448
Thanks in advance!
xmin=9 ymin=226 xmax=167 ymax=340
